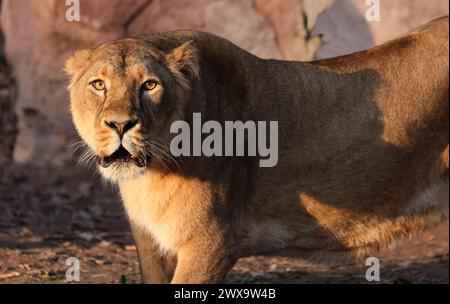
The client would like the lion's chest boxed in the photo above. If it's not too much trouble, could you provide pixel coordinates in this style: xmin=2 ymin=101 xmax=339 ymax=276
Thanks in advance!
xmin=119 ymin=174 xmax=191 ymax=255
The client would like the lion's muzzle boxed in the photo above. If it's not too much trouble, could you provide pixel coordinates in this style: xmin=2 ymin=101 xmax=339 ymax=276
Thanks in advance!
xmin=98 ymin=145 xmax=146 ymax=168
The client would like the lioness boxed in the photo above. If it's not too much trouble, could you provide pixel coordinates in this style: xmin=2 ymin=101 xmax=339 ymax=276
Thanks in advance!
xmin=65 ymin=16 xmax=449 ymax=283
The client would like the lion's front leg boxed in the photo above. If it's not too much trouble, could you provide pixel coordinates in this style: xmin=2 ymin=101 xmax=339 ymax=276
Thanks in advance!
xmin=130 ymin=222 xmax=177 ymax=284
xmin=171 ymin=239 xmax=236 ymax=284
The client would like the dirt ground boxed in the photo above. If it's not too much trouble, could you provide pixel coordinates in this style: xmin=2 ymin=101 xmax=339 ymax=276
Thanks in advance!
xmin=0 ymin=163 xmax=448 ymax=284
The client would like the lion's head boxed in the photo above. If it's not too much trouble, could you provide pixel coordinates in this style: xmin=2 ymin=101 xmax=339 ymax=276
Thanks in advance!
xmin=65 ymin=37 xmax=199 ymax=181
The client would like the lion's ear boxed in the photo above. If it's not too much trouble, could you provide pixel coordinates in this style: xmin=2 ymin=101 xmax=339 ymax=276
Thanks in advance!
xmin=64 ymin=49 xmax=92 ymax=76
xmin=166 ymin=41 xmax=200 ymax=79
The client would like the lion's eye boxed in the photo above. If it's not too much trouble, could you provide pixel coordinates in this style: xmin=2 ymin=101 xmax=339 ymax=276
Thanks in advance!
xmin=91 ymin=80 xmax=105 ymax=91
xmin=142 ymin=80 xmax=158 ymax=91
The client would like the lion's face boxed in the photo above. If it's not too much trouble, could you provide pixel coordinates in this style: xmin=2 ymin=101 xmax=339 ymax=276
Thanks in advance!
xmin=65 ymin=39 xmax=198 ymax=181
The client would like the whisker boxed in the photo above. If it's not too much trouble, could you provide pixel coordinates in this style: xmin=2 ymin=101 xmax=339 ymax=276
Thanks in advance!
xmin=145 ymin=145 xmax=171 ymax=173
xmin=143 ymin=138 xmax=183 ymax=173
xmin=148 ymin=142 xmax=182 ymax=172
xmin=71 ymin=141 xmax=88 ymax=155
xmin=77 ymin=145 xmax=98 ymax=169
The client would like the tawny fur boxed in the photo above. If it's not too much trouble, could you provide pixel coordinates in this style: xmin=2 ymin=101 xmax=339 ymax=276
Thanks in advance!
xmin=65 ymin=16 xmax=449 ymax=283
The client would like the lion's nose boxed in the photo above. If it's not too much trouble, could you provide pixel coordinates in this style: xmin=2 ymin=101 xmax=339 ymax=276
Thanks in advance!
xmin=104 ymin=119 xmax=139 ymax=138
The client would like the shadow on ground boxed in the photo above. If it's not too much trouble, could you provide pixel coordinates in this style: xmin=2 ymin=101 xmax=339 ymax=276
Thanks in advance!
xmin=0 ymin=163 xmax=448 ymax=283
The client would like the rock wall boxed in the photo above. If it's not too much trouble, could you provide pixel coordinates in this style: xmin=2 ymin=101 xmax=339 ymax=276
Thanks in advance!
xmin=314 ymin=0 xmax=449 ymax=59
xmin=0 ymin=0 xmax=16 ymax=164
xmin=0 ymin=0 xmax=329 ymax=164
xmin=0 ymin=0 xmax=448 ymax=164
xmin=353 ymin=0 xmax=449 ymax=45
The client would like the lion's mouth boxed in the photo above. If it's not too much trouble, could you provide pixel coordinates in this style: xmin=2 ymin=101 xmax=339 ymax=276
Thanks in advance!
xmin=98 ymin=146 xmax=146 ymax=168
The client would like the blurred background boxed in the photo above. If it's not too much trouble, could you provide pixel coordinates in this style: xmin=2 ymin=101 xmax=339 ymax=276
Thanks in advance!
xmin=0 ymin=0 xmax=448 ymax=283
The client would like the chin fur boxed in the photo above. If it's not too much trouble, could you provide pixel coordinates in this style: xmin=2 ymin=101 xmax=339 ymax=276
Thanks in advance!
xmin=98 ymin=162 xmax=146 ymax=182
